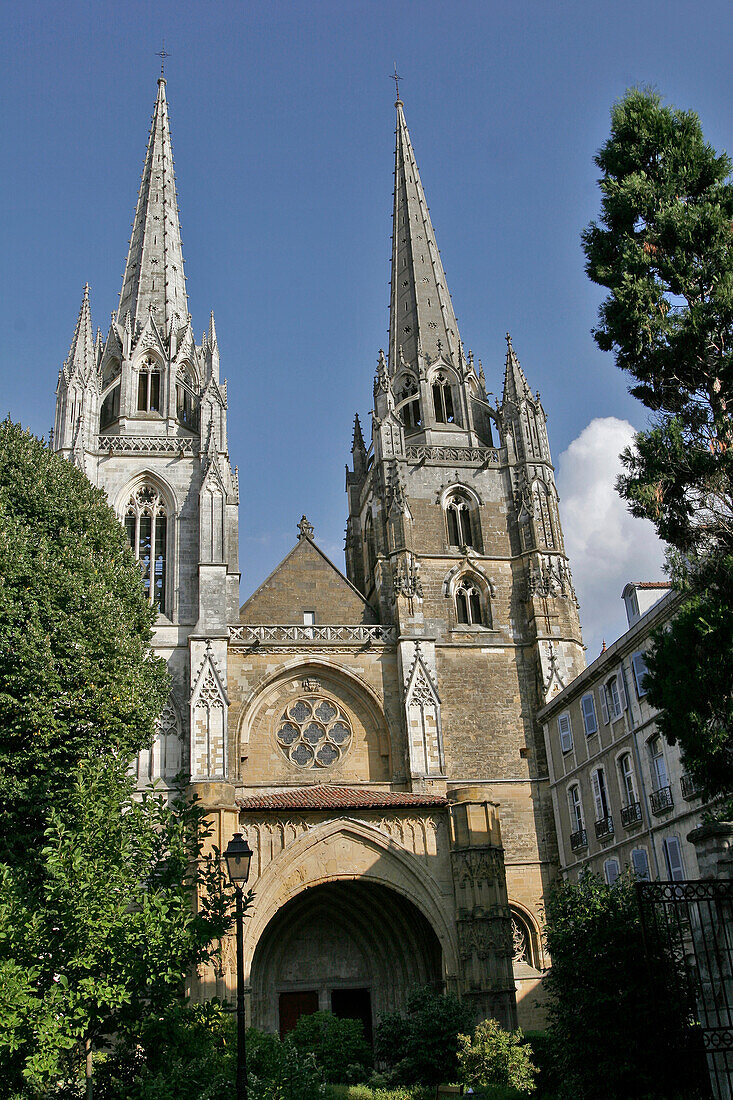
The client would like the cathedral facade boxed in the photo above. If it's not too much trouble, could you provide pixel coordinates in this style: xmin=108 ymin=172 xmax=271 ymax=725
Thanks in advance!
xmin=53 ymin=76 xmax=585 ymax=1033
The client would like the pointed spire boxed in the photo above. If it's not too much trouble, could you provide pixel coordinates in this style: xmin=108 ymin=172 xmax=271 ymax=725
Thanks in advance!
xmin=117 ymin=77 xmax=188 ymax=332
xmin=352 ymin=413 xmax=366 ymax=455
xmin=389 ymin=100 xmax=461 ymax=373
xmin=208 ymin=310 xmax=218 ymax=348
xmin=64 ymin=284 xmax=95 ymax=379
xmin=502 ymin=332 xmax=532 ymax=406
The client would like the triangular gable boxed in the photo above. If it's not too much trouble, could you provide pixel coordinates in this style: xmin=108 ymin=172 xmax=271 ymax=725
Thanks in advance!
xmin=240 ymin=535 xmax=378 ymax=625
xmin=191 ymin=642 xmax=229 ymax=707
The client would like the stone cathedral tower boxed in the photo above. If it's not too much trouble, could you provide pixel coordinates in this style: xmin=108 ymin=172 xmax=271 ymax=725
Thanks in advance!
xmin=53 ymin=75 xmax=240 ymax=788
xmin=50 ymin=79 xmax=586 ymax=1036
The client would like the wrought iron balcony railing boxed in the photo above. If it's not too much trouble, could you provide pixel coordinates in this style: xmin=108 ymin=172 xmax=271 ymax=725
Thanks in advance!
xmin=650 ymin=785 xmax=674 ymax=815
xmin=569 ymin=828 xmax=588 ymax=853
xmin=621 ymin=801 xmax=643 ymax=828
xmin=595 ymin=815 xmax=615 ymax=841
xmin=680 ymin=774 xmax=702 ymax=801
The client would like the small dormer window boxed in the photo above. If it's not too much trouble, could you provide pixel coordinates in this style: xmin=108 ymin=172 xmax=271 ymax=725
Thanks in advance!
xmin=432 ymin=372 xmax=456 ymax=424
xmin=137 ymin=355 xmax=161 ymax=413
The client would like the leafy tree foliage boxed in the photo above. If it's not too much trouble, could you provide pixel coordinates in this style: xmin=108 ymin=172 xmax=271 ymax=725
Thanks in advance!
xmin=286 ymin=1011 xmax=372 ymax=1083
xmin=0 ymin=759 xmax=233 ymax=1097
xmin=0 ymin=421 xmax=169 ymax=864
xmin=457 ymin=1018 xmax=537 ymax=1094
xmin=543 ymin=872 xmax=707 ymax=1100
xmin=582 ymin=88 xmax=733 ymax=558
xmin=582 ymin=90 xmax=733 ymax=794
xmin=374 ymin=987 xmax=474 ymax=1086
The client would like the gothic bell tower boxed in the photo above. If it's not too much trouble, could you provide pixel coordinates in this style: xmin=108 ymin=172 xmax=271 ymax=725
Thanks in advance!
xmin=53 ymin=76 xmax=240 ymax=790
xmin=345 ymin=94 xmax=586 ymax=970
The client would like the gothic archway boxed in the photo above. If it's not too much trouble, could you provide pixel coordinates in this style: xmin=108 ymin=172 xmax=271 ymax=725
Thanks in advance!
xmin=249 ymin=880 xmax=443 ymax=1036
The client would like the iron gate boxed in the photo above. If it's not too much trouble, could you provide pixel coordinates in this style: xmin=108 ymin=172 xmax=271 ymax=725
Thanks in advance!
xmin=637 ymin=880 xmax=733 ymax=1100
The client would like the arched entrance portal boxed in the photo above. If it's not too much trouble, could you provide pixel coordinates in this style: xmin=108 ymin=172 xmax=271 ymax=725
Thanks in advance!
xmin=250 ymin=880 xmax=443 ymax=1037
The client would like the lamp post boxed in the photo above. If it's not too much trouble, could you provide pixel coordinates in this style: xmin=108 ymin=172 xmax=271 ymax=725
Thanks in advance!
xmin=223 ymin=832 xmax=253 ymax=1100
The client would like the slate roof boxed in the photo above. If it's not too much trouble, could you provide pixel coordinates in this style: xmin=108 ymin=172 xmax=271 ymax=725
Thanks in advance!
xmin=236 ymin=785 xmax=447 ymax=811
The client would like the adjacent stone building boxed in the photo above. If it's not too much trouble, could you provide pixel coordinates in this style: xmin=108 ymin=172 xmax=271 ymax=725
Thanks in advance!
xmin=52 ymin=76 xmax=587 ymax=1034
xmin=539 ymin=582 xmax=711 ymax=885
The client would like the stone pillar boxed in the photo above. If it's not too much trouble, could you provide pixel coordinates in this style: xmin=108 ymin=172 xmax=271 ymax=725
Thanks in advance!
xmin=448 ymin=787 xmax=517 ymax=1029
xmin=688 ymin=822 xmax=733 ymax=880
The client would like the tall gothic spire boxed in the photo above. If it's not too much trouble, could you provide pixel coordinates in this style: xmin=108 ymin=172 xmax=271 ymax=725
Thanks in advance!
xmin=502 ymin=332 xmax=532 ymax=406
xmin=389 ymin=98 xmax=461 ymax=372
xmin=64 ymin=283 xmax=95 ymax=381
xmin=117 ymin=77 xmax=188 ymax=331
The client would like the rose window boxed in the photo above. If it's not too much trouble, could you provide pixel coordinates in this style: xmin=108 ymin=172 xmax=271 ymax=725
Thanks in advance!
xmin=276 ymin=695 xmax=352 ymax=768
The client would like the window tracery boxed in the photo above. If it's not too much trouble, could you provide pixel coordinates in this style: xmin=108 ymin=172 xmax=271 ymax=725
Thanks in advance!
xmin=176 ymin=366 xmax=199 ymax=430
xmin=276 ymin=694 xmax=352 ymax=769
xmin=137 ymin=354 xmax=161 ymax=413
xmin=124 ymin=485 xmax=168 ymax=613
xmin=432 ymin=372 xmax=457 ymax=424
xmin=396 ymin=374 xmax=422 ymax=431
xmin=455 ymin=577 xmax=486 ymax=626
xmin=510 ymin=910 xmax=536 ymax=967
xmin=445 ymin=493 xmax=475 ymax=549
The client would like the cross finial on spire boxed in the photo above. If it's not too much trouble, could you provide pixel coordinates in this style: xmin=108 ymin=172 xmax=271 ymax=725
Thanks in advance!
xmin=391 ymin=62 xmax=403 ymax=105
xmin=156 ymin=43 xmax=170 ymax=79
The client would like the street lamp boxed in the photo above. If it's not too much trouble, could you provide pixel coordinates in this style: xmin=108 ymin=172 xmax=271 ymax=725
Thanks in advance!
xmin=224 ymin=832 xmax=253 ymax=1100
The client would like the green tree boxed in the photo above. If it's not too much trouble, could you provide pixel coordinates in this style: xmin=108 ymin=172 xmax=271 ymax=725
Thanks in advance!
xmin=543 ymin=871 xmax=706 ymax=1100
xmin=0 ymin=758 xmax=233 ymax=1096
xmin=0 ymin=420 xmax=170 ymax=866
xmin=582 ymin=90 xmax=733 ymax=794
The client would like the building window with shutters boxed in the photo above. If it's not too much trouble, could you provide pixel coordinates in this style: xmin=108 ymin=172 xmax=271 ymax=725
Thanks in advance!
xmin=567 ymin=784 xmax=587 ymax=852
xmin=604 ymin=858 xmax=620 ymax=885
xmin=649 ymin=735 xmax=668 ymax=791
xmin=558 ymin=712 xmax=573 ymax=754
xmin=581 ymin=692 xmax=598 ymax=736
xmin=592 ymin=767 xmax=614 ymax=839
xmin=663 ymin=836 xmax=685 ymax=881
xmin=632 ymin=651 xmax=649 ymax=697
xmin=631 ymin=848 xmax=651 ymax=880
xmin=618 ymin=752 xmax=636 ymax=805
xmin=603 ymin=672 xmax=626 ymax=721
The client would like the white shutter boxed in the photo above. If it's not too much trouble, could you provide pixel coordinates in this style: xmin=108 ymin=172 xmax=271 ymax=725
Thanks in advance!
xmin=599 ymin=684 xmax=609 ymax=724
xmin=558 ymin=712 xmax=573 ymax=753
xmin=617 ymin=672 xmax=628 ymax=711
xmin=592 ymin=770 xmax=602 ymax=819
xmin=632 ymin=848 xmax=650 ymax=880
xmin=664 ymin=837 xmax=685 ymax=881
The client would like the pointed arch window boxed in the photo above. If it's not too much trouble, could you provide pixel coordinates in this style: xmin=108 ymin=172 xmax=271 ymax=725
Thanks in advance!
xmin=445 ymin=493 xmax=476 ymax=549
xmin=455 ymin=577 xmax=486 ymax=626
xmin=176 ymin=367 xmax=199 ymax=431
xmin=432 ymin=372 xmax=456 ymax=424
xmin=137 ymin=354 xmax=161 ymax=414
xmin=364 ymin=512 xmax=377 ymax=589
xmin=124 ymin=485 xmax=168 ymax=614
xmin=396 ymin=374 xmax=422 ymax=431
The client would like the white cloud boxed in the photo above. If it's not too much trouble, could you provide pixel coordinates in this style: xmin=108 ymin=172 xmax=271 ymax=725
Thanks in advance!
xmin=556 ymin=417 xmax=667 ymax=661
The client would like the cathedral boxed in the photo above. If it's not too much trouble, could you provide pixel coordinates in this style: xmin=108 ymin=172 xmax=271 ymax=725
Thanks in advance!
xmin=52 ymin=75 xmax=586 ymax=1034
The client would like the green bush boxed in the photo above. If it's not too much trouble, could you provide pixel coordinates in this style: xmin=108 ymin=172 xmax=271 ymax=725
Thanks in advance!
xmin=457 ymin=1018 xmax=537 ymax=1095
xmin=95 ymin=1004 xmax=324 ymax=1100
xmin=287 ymin=1011 xmax=372 ymax=1084
xmin=374 ymin=986 xmax=474 ymax=1085
xmin=544 ymin=871 xmax=707 ymax=1099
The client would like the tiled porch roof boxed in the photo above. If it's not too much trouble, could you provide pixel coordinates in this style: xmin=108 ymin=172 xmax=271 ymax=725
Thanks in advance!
xmin=236 ymin=785 xmax=447 ymax=812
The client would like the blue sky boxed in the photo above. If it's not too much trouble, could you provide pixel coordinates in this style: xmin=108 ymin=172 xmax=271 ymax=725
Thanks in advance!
xmin=1 ymin=0 xmax=728 ymax=655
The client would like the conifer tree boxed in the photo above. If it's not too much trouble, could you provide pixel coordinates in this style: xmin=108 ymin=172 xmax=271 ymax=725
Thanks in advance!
xmin=583 ymin=90 xmax=733 ymax=800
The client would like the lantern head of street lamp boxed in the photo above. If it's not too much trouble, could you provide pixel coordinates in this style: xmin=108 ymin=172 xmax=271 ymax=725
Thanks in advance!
xmin=224 ymin=833 xmax=253 ymax=886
